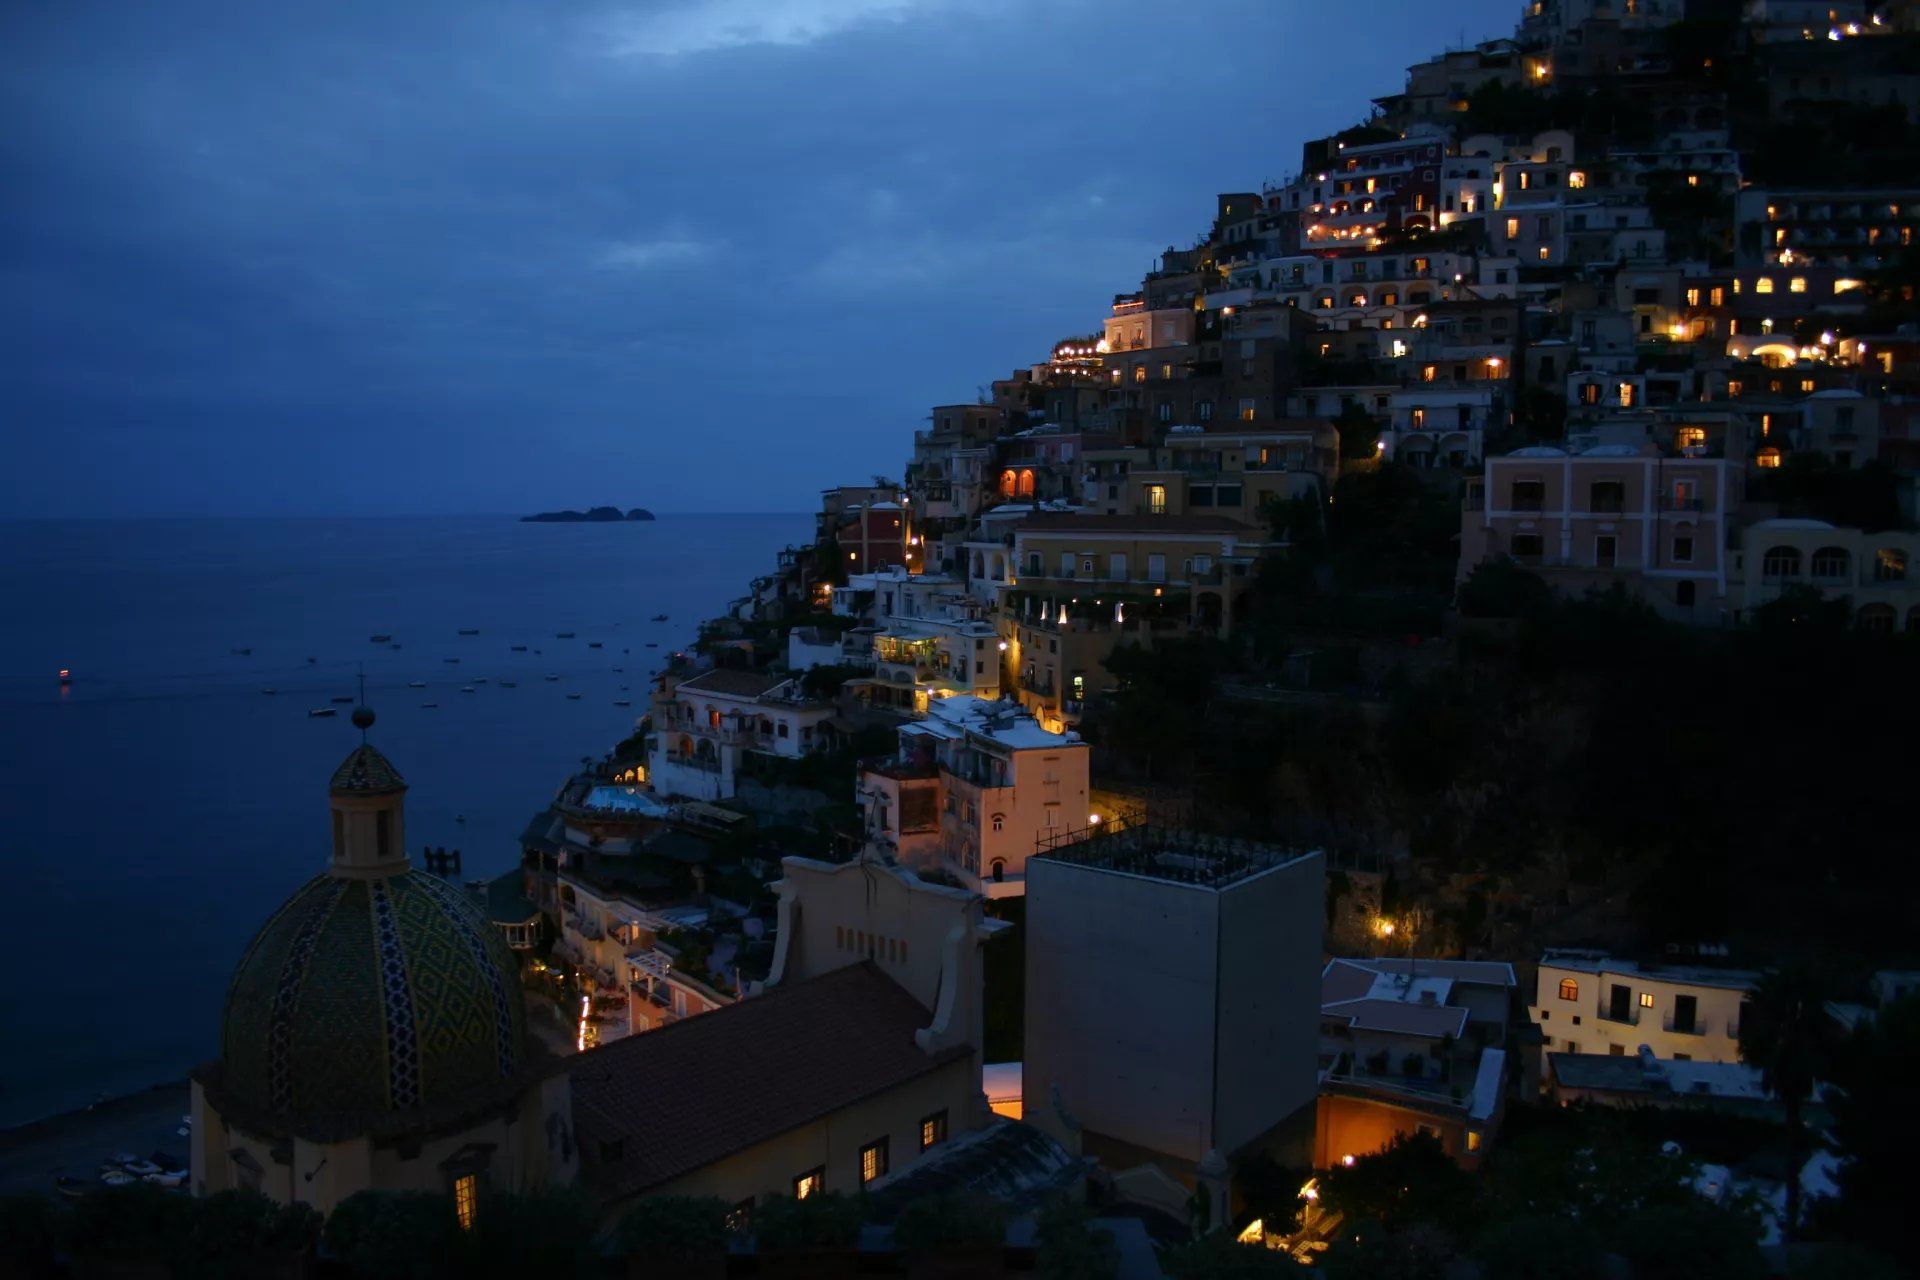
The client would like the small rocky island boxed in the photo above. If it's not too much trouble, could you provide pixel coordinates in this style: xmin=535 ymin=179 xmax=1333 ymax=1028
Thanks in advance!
xmin=520 ymin=507 xmax=655 ymax=523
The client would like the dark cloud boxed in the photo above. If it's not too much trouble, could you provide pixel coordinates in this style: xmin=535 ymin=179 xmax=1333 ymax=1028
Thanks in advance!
xmin=1 ymin=0 xmax=1513 ymax=516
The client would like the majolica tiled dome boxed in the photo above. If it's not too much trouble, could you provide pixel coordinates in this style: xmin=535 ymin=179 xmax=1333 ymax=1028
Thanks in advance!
xmin=220 ymin=867 xmax=527 ymax=1130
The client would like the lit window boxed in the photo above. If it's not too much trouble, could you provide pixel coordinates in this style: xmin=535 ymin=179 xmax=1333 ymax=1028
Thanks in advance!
xmin=860 ymin=1138 xmax=889 ymax=1185
xmin=1755 ymin=277 xmax=1774 ymax=294
xmin=1146 ymin=484 xmax=1167 ymax=515
xmin=1686 ymin=288 xmax=1700 ymax=307
xmin=1676 ymin=426 xmax=1706 ymax=449
xmin=1411 ymin=408 xmax=1426 ymax=430
xmin=1727 ymin=380 xmax=1743 ymax=397
xmin=1539 ymin=245 xmax=1551 ymax=261
xmin=1618 ymin=383 xmax=1635 ymax=408
xmin=1558 ymin=978 xmax=1579 ymax=1001
xmin=1875 ymin=548 xmax=1909 ymax=581
xmin=454 ymin=1174 xmax=478 ymax=1231
xmin=920 ymin=1110 xmax=949 ymax=1152
xmin=1640 ymin=992 xmax=1655 ymax=1008
xmin=1505 ymin=217 xmax=1520 ymax=240
xmin=1834 ymin=278 xmax=1864 ymax=294
xmin=1568 ymin=171 xmax=1586 ymax=189
xmin=1790 ymin=277 xmax=1807 ymax=294
xmin=793 ymin=1167 xmax=825 ymax=1199
xmin=1757 ymin=448 xmax=1783 ymax=470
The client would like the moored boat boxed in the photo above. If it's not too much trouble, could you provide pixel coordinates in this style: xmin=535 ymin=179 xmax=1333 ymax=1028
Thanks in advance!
xmin=308 ymin=708 xmax=337 ymax=718
xmin=370 ymin=634 xmax=392 ymax=643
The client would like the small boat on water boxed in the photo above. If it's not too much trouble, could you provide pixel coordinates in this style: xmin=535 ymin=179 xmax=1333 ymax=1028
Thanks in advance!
xmin=262 ymin=688 xmax=277 ymax=695
xmin=645 ymin=642 xmax=659 ymax=648
xmin=55 ymin=1176 xmax=90 ymax=1199
xmin=308 ymin=708 xmax=337 ymax=718
xmin=651 ymin=614 xmax=668 ymax=622
xmin=556 ymin=632 xmax=576 ymax=639
xmin=390 ymin=643 xmax=403 ymax=650
xmin=99 ymin=1170 xmax=135 ymax=1188
xmin=588 ymin=642 xmax=603 ymax=649
xmin=566 ymin=692 xmax=582 ymax=701
xmin=231 ymin=647 xmax=252 ymax=656
xmin=370 ymin=634 xmax=392 ymax=643
xmin=444 ymin=657 xmax=461 ymax=664
xmin=458 ymin=628 xmax=480 ymax=636
xmin=473 ymin=677 xmax=488 ymax=684
xmin=408 ymin=681 xmax=426 ymax=688
xmin=613 ymin=700 xmax=631 ymax=707
xmin=59 ymin=668 xmax=74 ymax=685
xmin=544 ymin=674 xmax=560 ymax=682
xmin=613 ymin=666 xmax=624 ymax=672
xmin=460 ymin=686 xmax=476 ymax=694
xmin=306 ymin=656 xmax=317 ymax=664
xmin=499 ymin=680 xmax=517 ymax=688
xmin=330 ymin=695 xmax=354 ymax=704
xmin=511 ymin=644 xmax=528 ymax=652
xmin=420 ymin=702 xmax=438 ymax=709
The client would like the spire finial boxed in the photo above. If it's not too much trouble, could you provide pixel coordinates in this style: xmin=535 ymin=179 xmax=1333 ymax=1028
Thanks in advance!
xmin=351 ymin=666 xmax=375 ymax=738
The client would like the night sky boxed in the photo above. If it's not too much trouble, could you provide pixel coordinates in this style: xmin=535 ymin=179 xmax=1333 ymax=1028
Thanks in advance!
xmin=3 ymin=0 xmax=1513 ymax=518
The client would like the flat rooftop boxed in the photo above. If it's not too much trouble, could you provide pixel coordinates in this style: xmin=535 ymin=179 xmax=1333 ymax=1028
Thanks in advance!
xmin=1031 ymin=824 xmax=1317 ymax=891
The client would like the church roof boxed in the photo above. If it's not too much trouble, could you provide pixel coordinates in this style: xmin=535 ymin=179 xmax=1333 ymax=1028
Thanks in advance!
xmin=329 ymin=743 xmax=406 ymax=795
xmin=211 ymin=868 xmax=528 ymax=1142
xmin=570 ymin=962 xmax=966 ymax=1202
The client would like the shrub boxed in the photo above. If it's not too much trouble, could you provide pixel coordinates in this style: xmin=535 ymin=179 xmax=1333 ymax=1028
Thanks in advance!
xmin=891 ymin=1191 xmax=1006 ymax=1256
xmin=323 ymin=1189 xmax=461 ymax=1280
xmin=752 ymin=1192 xmax=865 ymax=1251
xmin=63 ymin=1181 xmax=193 ymax=1264
xmin=617 ymin=1195 xmax=731 ymax=1262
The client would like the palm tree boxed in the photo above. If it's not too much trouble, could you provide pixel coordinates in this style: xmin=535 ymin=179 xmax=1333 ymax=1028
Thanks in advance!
xmin=1738 ymin=964 xmax=1834 ymax=1242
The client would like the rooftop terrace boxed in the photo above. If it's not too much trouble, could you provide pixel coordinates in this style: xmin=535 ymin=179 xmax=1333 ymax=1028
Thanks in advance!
xmin=1032 ymin=823 xmax=1317 ymax=891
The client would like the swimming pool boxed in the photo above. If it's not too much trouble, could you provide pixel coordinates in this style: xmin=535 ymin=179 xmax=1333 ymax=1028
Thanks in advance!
xmin=581 ymin=785 xmax=671 ymax=816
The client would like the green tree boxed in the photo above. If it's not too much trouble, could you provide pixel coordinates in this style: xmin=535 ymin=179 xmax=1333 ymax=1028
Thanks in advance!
xmin=1456 ymin=558 xmax=1549 ymax=619
xmin=1317 ymin=1133 xmax=1477 ymax=1235
xmin=1738 ymin=964 xmax=1838 ymax=1242
xmin=1818 ymin=995 xmax=1920 ymax=1270
xmin=1034 ymin=1193 xmax=1118 ymax=1280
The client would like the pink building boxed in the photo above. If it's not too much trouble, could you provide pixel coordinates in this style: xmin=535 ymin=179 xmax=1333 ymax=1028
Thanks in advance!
xmin=1460 ymin=444 xmax=1739 ymax=623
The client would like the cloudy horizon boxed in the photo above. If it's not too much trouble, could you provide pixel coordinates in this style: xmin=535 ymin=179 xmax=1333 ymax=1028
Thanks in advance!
xmin=3 ymin=0 xmax=1513 ymax=518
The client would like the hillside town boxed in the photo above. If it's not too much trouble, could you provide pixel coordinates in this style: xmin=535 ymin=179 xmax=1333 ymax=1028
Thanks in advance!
xmin=18 ymin=3 xmax=1920 ymax=1278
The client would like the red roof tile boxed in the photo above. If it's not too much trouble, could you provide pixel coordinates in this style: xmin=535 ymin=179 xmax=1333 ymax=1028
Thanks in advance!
xmin=569 ymin=962 xmax=966 ymax=1200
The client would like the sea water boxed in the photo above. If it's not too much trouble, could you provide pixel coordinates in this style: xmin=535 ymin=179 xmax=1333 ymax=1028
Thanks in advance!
xmin=0 ymin=513 xmax=806 ymax=1126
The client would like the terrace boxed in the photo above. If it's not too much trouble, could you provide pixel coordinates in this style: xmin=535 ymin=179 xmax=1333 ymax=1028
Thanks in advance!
xmin=1033 ymin=823 xmax=1316 ymax=891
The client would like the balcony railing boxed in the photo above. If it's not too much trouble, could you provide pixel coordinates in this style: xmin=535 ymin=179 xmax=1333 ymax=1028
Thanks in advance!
xmin=1662 ymin=1016 xmax=1708 ymax=1036
xmin=1597 ymin=1008 xmax=1641 ymax=1027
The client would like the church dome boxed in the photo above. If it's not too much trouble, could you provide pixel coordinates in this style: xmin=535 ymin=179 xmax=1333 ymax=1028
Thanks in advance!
xmin=220 ymin=869 xmax=528 ymax=1133
xmin=211 ymin=739 xmax=529 ymax=1140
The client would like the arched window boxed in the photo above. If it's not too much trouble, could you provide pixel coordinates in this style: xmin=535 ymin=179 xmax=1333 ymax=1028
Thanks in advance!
xmin=1858 ymin=604 xmax=1896 ymax=634
xmin=990 ymin=859 xmax=1005 ymax=882
xmin=1875 ymin=548 xmax=1909 ymax=582
xmin=1000 ymin=470 xmax=1018 ymax=498
xmin=1761 ymin=546 xmax=1801 ymax=581
xmin=1558 ymin=978 xmax=1579 ymax=1002
xmin=991 ymin=813 xmax=1005 ymax=832
xmin=1810 ymin=547 xmax=1850 ymax=580
xmin=1017 ymin=469 xmax=1035 ymax=498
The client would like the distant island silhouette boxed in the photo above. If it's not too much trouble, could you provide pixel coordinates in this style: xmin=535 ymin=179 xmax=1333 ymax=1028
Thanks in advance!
xmin=520 ymin=507 xmax=655 ymax=523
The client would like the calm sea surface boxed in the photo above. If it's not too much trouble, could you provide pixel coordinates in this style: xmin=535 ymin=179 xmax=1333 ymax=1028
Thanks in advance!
xmin=0 ymin=514 xmax=806 ymax=1127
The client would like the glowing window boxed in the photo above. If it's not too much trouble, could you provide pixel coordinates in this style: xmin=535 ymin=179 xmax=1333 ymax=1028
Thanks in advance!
xmin=1505 ymin=217 xmax=1520 ymax=239
xmin=1538 ymin=245 xmax=1550 ymax=260
xmin=1755 ymin=277 xmax=1775 ymax=294
xmin=454 ymin=1174 xmax=478 ymax=1231
xmin=1568 ymin=171 xmax=1586 ymax=189
xmin=793 ymin=1167 xmax=825 ymax=1199
xmin=860 ymin=1138 xmax=889 ymax=1185
xmin=1618 ymin=383 xmax=1636 ymax=408
xmin=1558 ymin=978 xmax=1579 ymax=1001
xmin=1640 ymin=992 xmax=1655 ymax=1008
xmin=1875 ymin=548 xmax=1908 ymax=581
xmin=1146 ymin=484 xmax=1168 ymax=515
xmin=921 ymin=1110 xmax=949 ymax=1151
xmin=1790 ymin=277 xmax=1807 ymax=294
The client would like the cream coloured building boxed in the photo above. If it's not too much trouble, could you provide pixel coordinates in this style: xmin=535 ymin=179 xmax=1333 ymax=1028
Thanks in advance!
xmin=1728 ymin=518 xmax=1920 ymax=632
xmin=1529 ymin=950 xmax=1757 ymax=1065
xmin=1009 ymin=513 xmax=1267 ymax=635
xmin=569 ymin=856 xmax=1007 ymax=1215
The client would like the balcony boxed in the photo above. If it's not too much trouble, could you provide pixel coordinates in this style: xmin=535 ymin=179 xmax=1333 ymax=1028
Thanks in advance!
xmin=661 ymin=751 xmax=721 ymax=773
xmin=1660 ymin=495 xmax=1704 ymax=512
xmin=1662 ymin=1016 xmax=1708 ymax=1037
xmin=1596 ymin=1008 xmax=1641 ymax=1027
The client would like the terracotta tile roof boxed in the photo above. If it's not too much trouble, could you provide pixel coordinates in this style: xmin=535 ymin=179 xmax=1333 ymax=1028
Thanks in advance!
xmin=569 ymin=962 xmax=967 ymax=1201
xmin=674 ymin=668 xmax=791 ymax=699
